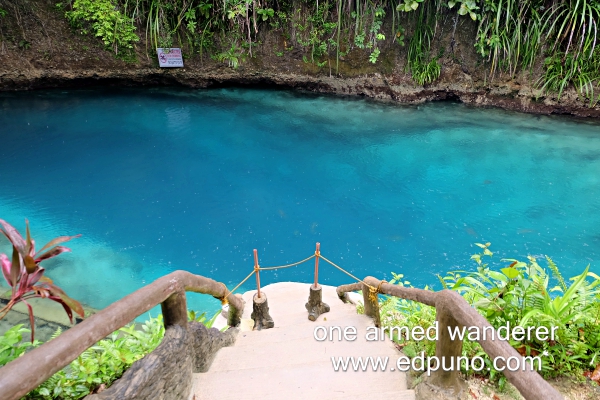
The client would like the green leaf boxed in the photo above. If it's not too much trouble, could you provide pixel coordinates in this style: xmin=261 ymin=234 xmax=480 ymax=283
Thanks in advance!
xmin=471 ymin=254 xmax=481 ymax=265
xmin=474 ymin=298 xmax=492 ymax=309
xmin=501 ymin=267 xmax=520 ymax=279
xmin=403 ymin=344 xmax=417 ymax=357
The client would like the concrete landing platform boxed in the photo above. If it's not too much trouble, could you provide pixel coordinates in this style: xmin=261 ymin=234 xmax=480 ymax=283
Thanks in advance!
xmin=193 ymin=282 xmax=415 ymax=400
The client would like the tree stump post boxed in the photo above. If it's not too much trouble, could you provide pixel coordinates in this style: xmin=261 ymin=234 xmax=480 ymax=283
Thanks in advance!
xmin=251 ymin=292 xmax=274 ymax=330
xmin=362 ymin=278 xmax=381 ymax=327
xmin=305 ymin=284 xmax=330 ymax=321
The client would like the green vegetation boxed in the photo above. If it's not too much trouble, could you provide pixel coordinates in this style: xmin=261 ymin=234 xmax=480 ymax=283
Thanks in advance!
xmin=25 ymin=315 xmax=165 ymax=399
xmin=54 ymin=0 xmax=600 ymax=105
xmin=0 ymin=310 xmax=220 ymax=399
xmin=378 ymin=244 xmax=600 ymax=389
xmin=405 ymin=0 xmax=441 ymax=85
xmin=214 ymin=43 xmax=245 ymax=69
xmin=0 ymin=325 xmax=40 ymax=367
xmin=66 ymin=0 xmax=139 ymax=55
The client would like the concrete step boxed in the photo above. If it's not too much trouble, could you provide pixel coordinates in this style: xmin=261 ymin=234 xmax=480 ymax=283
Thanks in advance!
xmin=330 ymin=390 xmax=415 ymax=400
xmin=329 ymin=390 xmax=415 ymax=400
xmin=193 ymin=383 xmax=415 ymax=400
xmin=194 ymin=282 xmax=412 ymax=400
xmin=242 ymin=300 xmax=361 ymax=321
xmin=233 ymin=318 xmax=394 ymax=348
xmin=240 ymin=282 xmax=357 ymax=318
xmin=210 ymin=339 xmax=398 ymax=372
xmin=239 ymin=307 xmax=370 ymax=329
xmin=238 ymin=284 xmax=367 ymax=328
xmin=194 ymin=362 xmax=411 ymax=400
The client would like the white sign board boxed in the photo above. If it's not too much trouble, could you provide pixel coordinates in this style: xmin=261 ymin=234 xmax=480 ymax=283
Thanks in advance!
xmin=157 ymin=48 xmax=184 ymax=68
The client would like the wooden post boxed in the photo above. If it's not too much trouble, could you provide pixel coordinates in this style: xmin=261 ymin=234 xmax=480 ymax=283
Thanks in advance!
xmin=313 ymin=242 xmax=320 ymax=288
xmin=362 ymin=276 xmax=381 ymax=328
xmin=305 ymin=242 xmax=329 ymax=321
xmin=161 ymin=290 xmax=188 ymax=329
xmin=425 ymin=299 xmax=467 ymax=396
xmin=254 ymin=249 xmax=261 ymax=299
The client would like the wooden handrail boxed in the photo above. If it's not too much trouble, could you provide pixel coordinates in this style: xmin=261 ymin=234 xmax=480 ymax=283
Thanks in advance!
xmin=0 ymin=270 xmax=244 ymax=400
xmin=338 ymin=276 xmax=564 ymax=400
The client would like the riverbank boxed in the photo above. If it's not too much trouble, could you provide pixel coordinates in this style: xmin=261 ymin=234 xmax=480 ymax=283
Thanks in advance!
xmin=1 ymin=1 xmax=599 ymax=118
xmin=4 ymin=66 xmax=600 ymax=119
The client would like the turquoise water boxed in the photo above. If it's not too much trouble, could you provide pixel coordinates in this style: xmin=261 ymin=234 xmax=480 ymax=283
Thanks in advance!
xmin=0 ymin=88 xmax=599 ymax=315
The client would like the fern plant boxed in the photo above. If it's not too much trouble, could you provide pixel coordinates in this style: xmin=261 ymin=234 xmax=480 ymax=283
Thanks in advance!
xmin=437 ymin=244 xmax=600 ymax=378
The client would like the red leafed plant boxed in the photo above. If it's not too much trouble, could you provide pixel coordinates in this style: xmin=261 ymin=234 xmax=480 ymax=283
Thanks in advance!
xmin=0 ymin=219 xmax=85 ymax=341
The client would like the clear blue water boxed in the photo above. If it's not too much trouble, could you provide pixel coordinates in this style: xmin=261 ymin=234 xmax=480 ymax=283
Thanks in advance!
xmin=1 ymin=88 xmax=599 ymax=316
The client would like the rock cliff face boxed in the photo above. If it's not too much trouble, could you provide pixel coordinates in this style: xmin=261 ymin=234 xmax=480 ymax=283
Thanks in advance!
xmin=1 ymin=0 xmax=599 ymax=118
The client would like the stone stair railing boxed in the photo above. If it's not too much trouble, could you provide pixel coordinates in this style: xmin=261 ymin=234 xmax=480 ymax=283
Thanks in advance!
xmin=337 ymin=276 xmax=563 ymax=400
xmin=0 ymin=271 xmax=566 ymax=400
xmin=0 ymin=271 xmax=244 ymax=400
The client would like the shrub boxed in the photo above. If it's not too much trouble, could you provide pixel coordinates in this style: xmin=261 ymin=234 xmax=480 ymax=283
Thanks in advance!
xmin=66 ymin=0 xmax=139 ymax=55
xmin=21 ymin=315 xmax=165 ymax=399
xmin=0 ymin=309 xmax=220 ymax=399
xmin=0 ymin=325 xmax=40 ymax=367
xmin=379 ymin=244 xmax=600 ymax=388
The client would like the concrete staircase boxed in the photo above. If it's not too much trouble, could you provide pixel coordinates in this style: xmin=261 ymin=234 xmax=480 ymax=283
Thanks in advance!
xmin=193 ymin=282 xmax=415 ymax=400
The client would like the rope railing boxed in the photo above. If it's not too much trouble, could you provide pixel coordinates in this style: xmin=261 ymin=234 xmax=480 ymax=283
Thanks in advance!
xmin=259 ymin=254 xmax=316 ymax=270
xmin=221 ymin=242 xmax=377 ymax=301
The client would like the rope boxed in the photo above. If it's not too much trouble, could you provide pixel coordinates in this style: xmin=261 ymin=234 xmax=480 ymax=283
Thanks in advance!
xmin=219 ymin=269 xmax=256 ymax=305
xmin=219 ymin=250 xmax=386 ymax=305
xmin=258 ymin=254 xmax=316 ymax=270
xmin=319 ymin=254 xmax=376 ymax=291
xmin=370 ymin=280 xmax=388 ymax=302
xmin=218 ymin=254 xmax=315 ymax=303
